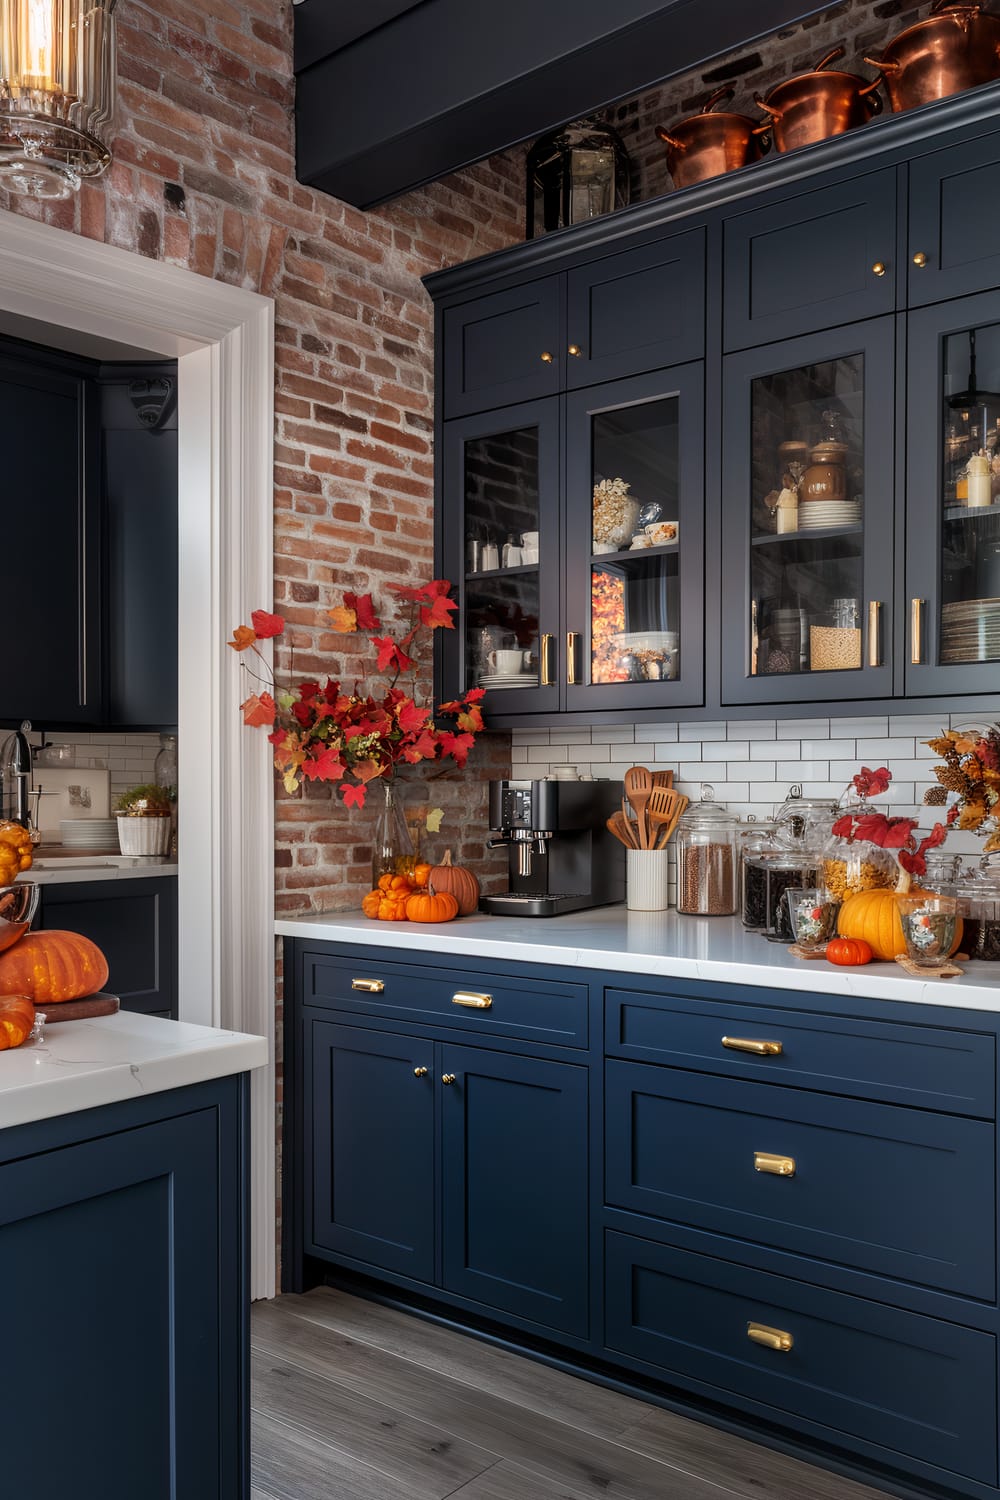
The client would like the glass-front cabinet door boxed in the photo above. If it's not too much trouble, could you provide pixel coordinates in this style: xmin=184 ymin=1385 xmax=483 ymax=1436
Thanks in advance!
xmin=906 ymin=292 xmax=1000 ymax=696
xmin=439 ymin=399 xmax=561 ymax=714
xmin=721 ymin=321 xmax=895 ymax=705
xmin=563 ymin=364 xmax=704 ymax=710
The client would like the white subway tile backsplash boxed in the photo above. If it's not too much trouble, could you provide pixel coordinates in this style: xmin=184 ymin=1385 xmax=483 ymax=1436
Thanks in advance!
xmin=635 ymin=722 xmax=678 ymax=742
xmin=856 ymin=738 xmax=914 ymax=761
xmin=781 ymin=717 xmax=830 ymax=737
xmin=727 ymin=720 xmax=777 ymax=740
xmin=679 ymin=721 xmax=726 ymax=740
xmin=800 ymin=739 xmax=840 ymax=759
xmin=590 ymin=726 xmax=637 ymax=744
xmin=751 ymin=740 xmax=800 ymax=760
xmin=829 ymin=717 xmax=889 ymax=737
xmin=36 ymin=732 xmax=162 ymax=800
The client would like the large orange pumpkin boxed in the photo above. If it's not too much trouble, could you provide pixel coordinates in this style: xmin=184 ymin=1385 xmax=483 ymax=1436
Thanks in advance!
xmin=0 ymin=993 xmax=35 ymax=1048
xmin=837 ymin=884 xmax=963 ymax=962
xmin=429 ymin=850 xmax=480 ymax=916
xmin=0 ymin=930 xmax=109 ymax=1003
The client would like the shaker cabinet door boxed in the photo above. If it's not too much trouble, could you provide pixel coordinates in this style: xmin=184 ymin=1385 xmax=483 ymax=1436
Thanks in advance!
xmin=908 ymin=130 xmax=1000 ymax=306
xmin=442 ymin=277 xmax=562 ymax=418
xmin=721 ymin=318 xmax=896 ymax=706
xmin=723 ymin=170 xmax=897 ymax=351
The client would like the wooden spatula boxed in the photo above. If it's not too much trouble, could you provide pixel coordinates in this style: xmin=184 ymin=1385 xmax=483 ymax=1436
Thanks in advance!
xmin=648 ymin=786 xmax=688 ymax=847
xmin=606 ymin=811 xmax=639 ymax=849
xmin=623 ymin=766 xmax=653 ymax=849
xmin=651 ymin=769 xmax=673 ymax=790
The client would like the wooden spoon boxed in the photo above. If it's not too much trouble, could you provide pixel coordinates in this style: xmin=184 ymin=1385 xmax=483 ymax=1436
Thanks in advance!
xmin=606 ymin=811 xmax=639 ymax=850
xmin=623 ymin=766 xmax=653 ymax=849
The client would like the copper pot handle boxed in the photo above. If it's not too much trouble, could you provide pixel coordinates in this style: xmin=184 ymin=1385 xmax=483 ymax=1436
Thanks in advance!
xmin=702 ymin=86 xmax=736 ymax=112
xmin=932 ymin=0 xmax=982 ymax=15
xmin=864 ymin=53 xmax=900 ymax=74
xmin=655 ymin=125 xmax=683 ymax=148
xmin=813 ymin=44 xmax=847 ymax=71
xmin=754 ymin=91 xmax=782 ymax=120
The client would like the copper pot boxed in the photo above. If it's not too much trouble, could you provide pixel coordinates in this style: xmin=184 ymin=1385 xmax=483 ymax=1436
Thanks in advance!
xmin=755 ymin=45 xmax=882 ymax=153
xmin=864 ymin=1 xmax=1000 ymax=112
xmin=655 ymin=87 xmax=767 ymax=189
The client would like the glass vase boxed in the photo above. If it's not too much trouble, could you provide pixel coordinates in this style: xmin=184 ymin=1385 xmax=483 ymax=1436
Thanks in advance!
xmin=371 ymin=779 xmax=415 ymax=887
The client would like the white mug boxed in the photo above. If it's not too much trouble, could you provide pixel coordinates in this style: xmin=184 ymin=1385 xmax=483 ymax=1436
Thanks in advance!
xmin=521 ymin=530 xmax=539 ymax=548
xmin=489 ymin=649 xmax=525 ymax=675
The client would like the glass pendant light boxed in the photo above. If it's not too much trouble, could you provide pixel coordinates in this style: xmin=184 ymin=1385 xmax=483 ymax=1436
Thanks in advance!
xmin=0 ymin=0 xmax=118 ymax=199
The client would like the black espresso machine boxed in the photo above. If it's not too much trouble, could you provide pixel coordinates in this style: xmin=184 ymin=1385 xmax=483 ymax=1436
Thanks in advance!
xmin=482 ymin=778 xmax=625 ymax=916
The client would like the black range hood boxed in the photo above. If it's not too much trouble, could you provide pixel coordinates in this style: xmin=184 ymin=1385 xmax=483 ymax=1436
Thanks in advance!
xmin=294 ymin=0 xmax=826 ymax=210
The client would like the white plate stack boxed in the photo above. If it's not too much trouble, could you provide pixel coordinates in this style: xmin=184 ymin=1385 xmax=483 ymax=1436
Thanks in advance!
xmin=479 ymin=674 xmax=539 ymax=689
xmin=797 ymin=501 xmax=862 ymax=530
xmin=941 ymin=598 xmax=1000 ymax=662
xmin=59 ymin=817 xmax=119 ymax=850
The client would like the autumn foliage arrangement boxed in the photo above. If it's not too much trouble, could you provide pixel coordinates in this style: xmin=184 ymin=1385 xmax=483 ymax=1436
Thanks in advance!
xmin=229 ymin=580 xmax=485 ymax=808
xmin=924 ymin=725 xmax=1000 ymax=850
xmin=830 ymin=765 xmax=950 ymax=890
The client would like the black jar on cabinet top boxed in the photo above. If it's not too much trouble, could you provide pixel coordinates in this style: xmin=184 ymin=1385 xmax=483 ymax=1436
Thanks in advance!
xmin=526 ymin=117 xmax=631 ymax=238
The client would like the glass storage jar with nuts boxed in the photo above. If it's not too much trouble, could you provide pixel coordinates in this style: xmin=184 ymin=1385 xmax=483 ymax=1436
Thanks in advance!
xmin=821 ymin=807 xmax=898 ymax=900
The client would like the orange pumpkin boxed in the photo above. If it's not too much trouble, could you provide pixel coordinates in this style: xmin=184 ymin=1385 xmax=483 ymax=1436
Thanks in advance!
xmin=411 ymin=862 xmax=432 ymax=888
xmin=361 ymin=890 xmax=382 ymax=920
xmin=0 ymin=930 xmax=109 ymax=1003
xmin=0 ymin=993 xmax=35 ymax=1049
xmin=838 ymin=885 xmax=963 ymax=962
xmin=405 ymin=886 xmax=459 ymax=923
xmin=363 ymin=875 xmax=414 ymax=921
xmin=429 ymin=850 xmax=480 ymax=916
xmin=827 ymin=937 xmax=874 ymax=966
xmin=0 ymin=820 xmax=33 ymax=884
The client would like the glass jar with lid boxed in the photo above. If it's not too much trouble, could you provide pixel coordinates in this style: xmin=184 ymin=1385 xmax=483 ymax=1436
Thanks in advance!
xmin=676 ymin=786 xmax=740 ymax=916
xmin=916 ymin=851 xmax=962 ymax=894
xmin=773 ymin=790 xmax=839 ymax=854
xmin=955 ymin=856 xmax=1000 ymax=960
xmin=821 ymin=805 xmax=898 ymax=902
xmin=740 ymin=818 xmax=778 ymax=929
xmin=763 ymin=851 xmax=824 ymax=941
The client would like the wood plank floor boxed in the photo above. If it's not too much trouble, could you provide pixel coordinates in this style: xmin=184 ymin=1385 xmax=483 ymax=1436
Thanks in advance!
xmin=251 ymin=1289 xmax=893 ymax=1500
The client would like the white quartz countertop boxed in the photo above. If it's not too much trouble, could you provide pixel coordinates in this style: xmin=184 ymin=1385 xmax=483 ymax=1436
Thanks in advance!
xmin=19 ymin=857 xmax=178 ymax=886
xmin=276 ymin=906 xmax=1000 ymax=1014
xmin=0 ymin=1012 xmax=267 ymax=1130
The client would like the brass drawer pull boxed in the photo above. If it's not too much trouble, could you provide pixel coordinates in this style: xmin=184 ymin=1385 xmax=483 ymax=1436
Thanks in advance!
xmin=722 ymin=1036 xmax=782 ymax=1056
xmin=911 ymin=598 xmax=924 ymax=665
xmin=754 ymin=1151 xmax=796 ymax=1178
xmin=566 ymin=631 xmax=580 ymax=685
xmin=352 ymin=978 xmax=385 ymax=993
xmin=541 ymin=633 xmax=555 ymax=686
xmin=452 ymin=991 xmax=493 ymax=1009
xmin=747 ymin=1322 xmax=794 ymax=1353
xmin=867 ymin=600 xmax=882 ymax=668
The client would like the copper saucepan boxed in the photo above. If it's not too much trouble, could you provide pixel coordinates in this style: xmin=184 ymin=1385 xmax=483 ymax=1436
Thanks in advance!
xmin=864 ymin=1 xmax=1000 ymax=112
xmin=655 ymin=87 xmax=768 ymax=189
xmin=755 ymin=45 xmax=882 ymax=153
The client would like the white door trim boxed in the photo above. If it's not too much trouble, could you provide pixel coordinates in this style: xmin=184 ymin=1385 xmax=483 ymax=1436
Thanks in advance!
xmin=0 ymin=208 xmax=277 ymax=1298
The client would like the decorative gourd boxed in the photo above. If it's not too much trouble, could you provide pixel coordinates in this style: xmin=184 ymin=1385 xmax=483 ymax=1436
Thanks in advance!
xmin=362 ymin=874 xmax=415 ymax=921
xmin=0 ymin=930 xmax=109 ymax=1003
xmin=0 ymin=820 xmax=33 ymax=884
xmin=826 ymin=937 xmax=874 ymax=966
xmin=405 ymin=885 xmax=459 ymax=924
xmin=837 ymin=871 xmax=963 ymax=962
xmin=0 ymin=994 xmax=35 ymax=1049
xmin=411 ymin=862 xmax=432 ymax=889
xmin=428 ymin=850 xmax=480 ymax=916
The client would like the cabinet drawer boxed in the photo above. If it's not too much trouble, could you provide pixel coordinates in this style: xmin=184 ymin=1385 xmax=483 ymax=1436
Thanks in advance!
xmin=908 ymin=131 xmax=1000 ymax=306
xmin=442 ymin=277 xmax=561 ymax=417
xmin=605 ymin=988 xmax=995 ymax=1117
xmin=565 ymin=229 xmax=704 ymax=387
xmin=301 ymin=949 xmax=588 ymax=1048
xmin=723 ymin=170 xmax=896 ymax=349
xmin=605 ymin=1231 xmax=997 ymax=1487
xmin=606 ymin=1061 xmax=995 ymax=1298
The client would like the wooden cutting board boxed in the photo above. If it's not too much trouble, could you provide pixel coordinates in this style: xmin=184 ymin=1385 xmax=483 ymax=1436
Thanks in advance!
xmin=39 ymin=992 xmax=120 ymax=1023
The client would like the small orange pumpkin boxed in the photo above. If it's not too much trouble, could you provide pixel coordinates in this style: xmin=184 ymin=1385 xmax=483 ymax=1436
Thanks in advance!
xmin=429 ymin=850 xmax=480 ymax=916
xmin=405 ymin=885 xmax=459 ymax=924
xmin=411 ymin=862 xmax=432 ymax=889
xmin=0 ymin=930 xmax=109 ymax=1003
xmin=0 ymin=993 xmax=35 ymax=1049
xmin=827 ymin=936 xmax=874 ymax=967
xmin=361 ymin=890 xmax=382 ymax=920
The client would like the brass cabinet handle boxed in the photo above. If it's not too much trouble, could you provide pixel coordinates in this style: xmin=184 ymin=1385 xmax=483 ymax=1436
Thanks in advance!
xmin=911 ymin=598 xmax=924 ymax=665
xmin=413 ymin=1066 xmax=428 ymax=1078
xmin=352 ymin=978 xmax=385 ymax=993
xmin=871 ymin=260 xmax=886 ymax=277
xmin=722 ymin=1036 xmax=783 ymax=1056
xmin=568 ymin=343 xmax=582 ymax=357
xmin=747 ymin=1322 xmax=794 ymax=1353
xmin=540 ymin=350 xmax=554 ymax=363
xmin=754 ymin=1151 xmax=796 ymax=1178
xmin=452 ymin=991 xmax=493 ymax=1009
xmin=442 ymin=1073 xmax=457 ymax=1085
xmin=912 ymin=250 xmax=928 ymax=268
xmin=867 ymin=600 xmax=882 ymax=668
xmin=541 ymin=633 xmax=555 ymax=687
xmin=566 ymin=631 xmax=580 ymax=685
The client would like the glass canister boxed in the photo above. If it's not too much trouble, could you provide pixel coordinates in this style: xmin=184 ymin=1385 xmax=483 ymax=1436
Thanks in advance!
xmin=773 ymin=791 xmax=839 ymax=854
xmin=740 ymin=819 xmax=778 ymax=929
xmin=763 ymin=851 xmax=823 ymax=941
xmin=821 ymin=805 xmax=898 ymax=902
xmin=956 ymin=857 xmax=1000 ymax=960
xmin=916 ymin=852 xmax=961 ymax=894
xmin=676 ymin=788 xmax=740 ymax=916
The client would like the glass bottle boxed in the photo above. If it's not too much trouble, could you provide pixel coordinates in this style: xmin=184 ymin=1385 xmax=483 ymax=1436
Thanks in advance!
xmin=154 ymin=732 xmax=178 ymax=857
xmin=676 ymin=787 xmax=739 ymax=916
xmin=371 ymin=779 xmax=415 ymax=887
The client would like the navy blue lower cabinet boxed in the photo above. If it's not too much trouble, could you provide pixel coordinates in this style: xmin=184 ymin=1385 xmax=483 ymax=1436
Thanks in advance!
xmin=37 ymin=876 xmax=178 ymax=1017
xmin=605 ymin=1060 xmax=995 ymax=1298
xmin=604 ymin=1230 xmax=998 ymax=1488
xmin=309 ymin=1020 xmax=436 ymax=1281
xmin=441 ymin=1043 xmax=589 ymax=1336
xmin=1 ymin=1076 xmax=249 ymax=1500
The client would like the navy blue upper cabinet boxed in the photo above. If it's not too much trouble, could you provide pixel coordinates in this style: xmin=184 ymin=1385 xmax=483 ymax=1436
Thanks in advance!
xmin=309 ymin=1020 xmax=435 ymax=1282
xmin=565 ymin=230 xmax=704 ymax=388
xmin=723 ymin=170 xmax=897 ymax=351
xmin=441 ymin=1043 xmax=589 ymax=1336
xmin=442 ymin=278 xmax=562 ymax=418
xmin=908 ymin=131 xmax=1000 ymax=307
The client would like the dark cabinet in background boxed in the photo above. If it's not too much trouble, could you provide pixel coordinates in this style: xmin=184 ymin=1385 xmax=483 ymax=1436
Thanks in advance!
xmin=36 ymin=876 xmax=178 ymax=1018
xmin=907 ymin=132 xmax=1000 ymax=307
xmin=442 ymin=277 xmax=562 ymax=418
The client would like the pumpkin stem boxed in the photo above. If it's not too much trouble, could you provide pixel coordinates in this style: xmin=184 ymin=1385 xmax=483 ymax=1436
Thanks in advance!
xmin=441 ymin=849 xmax=453 ymax=866
xmin=895 ymin=864 xmax=913 ymax=894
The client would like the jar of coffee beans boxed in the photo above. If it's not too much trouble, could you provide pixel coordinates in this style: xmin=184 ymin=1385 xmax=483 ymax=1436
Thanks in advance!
xmin=676 ymin=789 xmax=740 ymax=916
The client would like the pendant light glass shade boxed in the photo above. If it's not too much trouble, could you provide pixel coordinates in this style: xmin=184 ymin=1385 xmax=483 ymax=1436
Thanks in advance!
xmin=0 ymin=0 xmax=118 ymax=198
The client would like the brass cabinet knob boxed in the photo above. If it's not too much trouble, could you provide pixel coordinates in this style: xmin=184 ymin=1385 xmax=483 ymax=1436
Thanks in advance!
xmin=442 ymin=1073 xmax=457 ymax=1085
xmin=567 ymin=343 xmax=582 ymax=357
xmin=871 ymin=260 xmax=886 ymax=277
xmin=912 ymin=251 xmax=928 ymax=268
xmin=747 ymin=1322 xmax=794 ymax=1353
xmin=413 ymin=1066 xmax=428 ymax=1078
xmin=540 ymin=350 xmax=554 ymax=363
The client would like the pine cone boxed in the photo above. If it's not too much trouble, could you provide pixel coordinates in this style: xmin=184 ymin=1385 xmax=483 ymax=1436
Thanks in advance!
xmin=923 ymin=786 xmax=947 ymax=806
